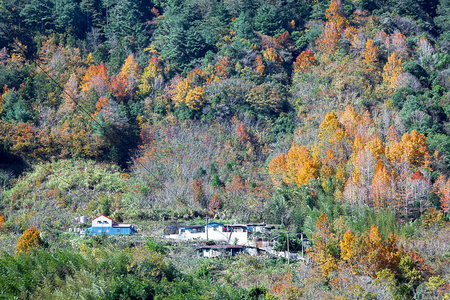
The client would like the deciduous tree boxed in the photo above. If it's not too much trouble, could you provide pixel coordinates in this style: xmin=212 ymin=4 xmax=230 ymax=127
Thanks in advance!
xmin=382 ymin=52 xmax=403 ymax=92
xmin=294 ymin=50 xmax=317 ymax=73
xmin=316 ymin=22 xmax=340 ymax=55
xmin=362 ymin=39 xmax=378 ymax=69
xmin=80 ymin=62 xmax=109 ymax=97
xmin=15 ymin=226 xmax=42 ymax=253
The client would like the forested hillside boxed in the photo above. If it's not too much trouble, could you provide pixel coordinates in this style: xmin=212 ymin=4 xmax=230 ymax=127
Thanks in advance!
xmin=0 ymin=0 xmax=450 ymax=298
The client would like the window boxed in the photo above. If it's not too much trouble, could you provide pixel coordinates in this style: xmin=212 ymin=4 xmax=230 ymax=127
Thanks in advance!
xmin=98 ymin=221 xmax=103 ymax=224
xmin=116 ymin=229 xmax=120 ymax=233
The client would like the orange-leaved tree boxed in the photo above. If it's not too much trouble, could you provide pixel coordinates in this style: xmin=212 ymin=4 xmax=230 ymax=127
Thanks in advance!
xmin=268 ymin=152 xmax=288 ymax=187
xmin=110 ymin=54 xmax=141 ymax=101
xmin=385 ymin=130 xmax=429 ymax=168
xmin=109 ymin=72 xmax=128 ymax=100
xmin=0 ymin=214 xmax=5 ymax=230
xmin=325 ymin=0 xmax=348 ymax=30
xmin=317 ymin=111 xmax=349 ymax=177
xmin=271 ymin=269 xmax=303 ymax=299
xmin=390 ymin=32 xmax=408 ymax=58
xmin=316 ymin=21 xmax=341 ymax=55
xmin=364 ymin=135 xmax=384 ymax=160
xmin=315 ymin=0 xmax=348 ymax=55
xmin=209 ymin=193 xmax=222 ymax=216
xmin=339 ymin=225 xmax=402 ymax=277
xmin=371 ymin=160 xmax=395 ymax=210
xmin=294 ymin=50 xmax=317 ymax=73
xmin=80 ymin=62 xmax=109 ymax=97
xmin=15 ymin=226 xmax=43 ymax=254
xmin=434 ymin=175 xmax=450 ymax=214
xmin=255 ymin=55 xmax=265 ymax=75
xmin=192 ymin=179 xmax=207 ymax=208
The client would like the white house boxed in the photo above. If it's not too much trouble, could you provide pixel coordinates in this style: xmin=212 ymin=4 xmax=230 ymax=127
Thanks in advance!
xmin=92 ymin=215 xmax=116 ymax=227
xmin=165 ymin=222 xmax=250 ymax=245
xmin=84 ymin=215 xmax=136 ymax=235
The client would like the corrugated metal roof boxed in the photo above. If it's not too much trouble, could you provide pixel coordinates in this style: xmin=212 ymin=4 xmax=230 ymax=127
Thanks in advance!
xmin=197 ymin=245 xmax=244 ymax=250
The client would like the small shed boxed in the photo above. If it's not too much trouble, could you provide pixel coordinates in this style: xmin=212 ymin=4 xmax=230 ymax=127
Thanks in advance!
xmin=197 ymin=245 xmax=245 ymax=258
xmin=223 ymin=224 xmax=247 ymax=232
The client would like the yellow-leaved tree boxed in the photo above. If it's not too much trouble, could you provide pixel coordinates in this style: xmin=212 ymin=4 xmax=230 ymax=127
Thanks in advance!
xmin=382 ymin=52 xmax=403 ymax=92
xmin=362 ymin=39 xmax=379 ymax=69
xmin=385 ymin=130 xmax=429 ymax=168
xmin=167 ymin=68 xmax=212 ymax=110
xmin=268 ymin=143 xmax=319 ymax=187
xmin=340 ymin=230 xmax=355 ymax=262
xmin=138 ymin=55 xmax=163 ymax=96
xmin=310 ymin=213 xmax=338 ymax=277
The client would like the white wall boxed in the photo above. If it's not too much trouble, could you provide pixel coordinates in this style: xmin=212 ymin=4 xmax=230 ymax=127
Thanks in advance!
xmin=92 ymin=215 xmax=113 ymax=227
xmin=166 ymin=229 xmax=251 ymax=246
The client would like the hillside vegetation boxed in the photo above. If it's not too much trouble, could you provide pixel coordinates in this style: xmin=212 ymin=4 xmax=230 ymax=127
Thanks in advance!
xmin=0 ymin=0 xmax=450 ymax=298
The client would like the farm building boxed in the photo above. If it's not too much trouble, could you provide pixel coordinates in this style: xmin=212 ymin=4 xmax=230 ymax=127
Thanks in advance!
xmin=84 ymin=215 xmax=136 ymax=235
xmin=196 ymin=245 xmax=245 ymax=258
xmin=196 ymin=245 xmax=259 ymax=258
xmin=164 ymin=222 xmax=249 ymax=245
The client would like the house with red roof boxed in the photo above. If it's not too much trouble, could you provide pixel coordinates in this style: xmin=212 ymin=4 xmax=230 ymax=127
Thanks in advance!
xmin=85 ymin=215 xmax=136 ymax=235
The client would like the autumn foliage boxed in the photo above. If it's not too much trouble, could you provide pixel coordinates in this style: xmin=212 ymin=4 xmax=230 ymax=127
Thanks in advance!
xmin=310 ymin=217 xmax=405 ymax=280
xmin=268 ymin=143 xmax=319 ymax=187
xmin=0 ymin=0 xmax=449 ymax=298
xmin=316 ymin=22 xmax=341 ymax=55
xmin=0 ymin=215 xmax=5 ymax=230
xmin=271 ymin=269 xmax=303 ymax=298
xmin=15 ymin=226 xmax=42 ymax=254
xmin=167 ymin=68 xmax=215 ymax=109
xmin=362 ymin=39 xmax=379 ymax=69
xmin=294 ymin=50 xmax=317 ymax=72
xmin=382 ymin=52 xmax=404 ymax=91
xmin=269 ymin=106 xmax=433 ymax=219
xmin=80 ymin=62 xmax=109 ymax=96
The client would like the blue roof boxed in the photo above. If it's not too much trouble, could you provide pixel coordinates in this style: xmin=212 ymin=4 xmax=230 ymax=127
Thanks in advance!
xmin=179 ymin=222 xmax=223 ymax=229
xmin=86 ymin=225 xmax=136 ymax=235
xmin=207 ymin=222 xmax=223 ymax=227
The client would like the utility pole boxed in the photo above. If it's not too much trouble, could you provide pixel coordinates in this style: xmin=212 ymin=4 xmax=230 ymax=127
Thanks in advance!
xmin=301 ymin=232 xmax=304 ymax=260
xmin=206 ymin=216 xmax=209 ymax=241
xmin=287 ymin=231 xmax=290 ymax=265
